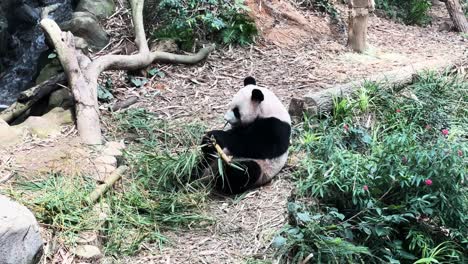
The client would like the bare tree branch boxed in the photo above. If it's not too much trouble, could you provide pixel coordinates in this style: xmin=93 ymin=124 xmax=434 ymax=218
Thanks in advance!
xmin=41 ymin=18 xmax=102 ymax=144
xmin=39 ymin=0 xmax=215 ymax=145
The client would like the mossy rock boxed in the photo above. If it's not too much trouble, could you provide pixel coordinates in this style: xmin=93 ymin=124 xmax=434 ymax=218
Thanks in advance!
xmin=35 ymin=59 xmax=62 ymax=85
xmin=76 ymin=0 xmax=115 ymax=18
xmin=60 ymin=12 xmax=109 ymax=50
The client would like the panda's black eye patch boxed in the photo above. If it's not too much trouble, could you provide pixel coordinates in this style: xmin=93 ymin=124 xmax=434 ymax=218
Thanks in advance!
xmin=233 ymin=107 xmax=241 ymax=119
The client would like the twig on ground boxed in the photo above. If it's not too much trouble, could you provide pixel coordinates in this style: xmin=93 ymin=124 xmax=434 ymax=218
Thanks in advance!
xmin=87 ymin=165 xmax=128 ymax=205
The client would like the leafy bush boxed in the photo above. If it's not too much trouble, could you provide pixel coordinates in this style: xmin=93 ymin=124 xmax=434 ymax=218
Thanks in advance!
xmin=274 ymin=73 xmax=467 ymax=263
xmin=147 ymin=0 xmax=257 ymax=50
xmin=375 ymin=0 xmax=432 ymax=25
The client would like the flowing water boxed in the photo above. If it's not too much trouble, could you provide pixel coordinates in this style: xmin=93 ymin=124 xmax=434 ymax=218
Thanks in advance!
xmin=0 ymin=0 xmax=73 ymax=109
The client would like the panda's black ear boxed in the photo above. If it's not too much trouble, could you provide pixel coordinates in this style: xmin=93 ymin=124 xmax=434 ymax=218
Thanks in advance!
xmin=244 ymin=76 xmax=256 ymax=86
xmin=251 ymin=89 xmax=264 ymax=102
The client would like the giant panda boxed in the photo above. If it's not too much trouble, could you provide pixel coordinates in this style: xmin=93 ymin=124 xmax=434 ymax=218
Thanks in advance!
xmin=198 ymin=76 xmax=291 ymax=194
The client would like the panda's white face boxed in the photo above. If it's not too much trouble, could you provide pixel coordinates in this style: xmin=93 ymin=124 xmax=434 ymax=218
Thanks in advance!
xmin=224 ymin=86 xmax=264 ymax=126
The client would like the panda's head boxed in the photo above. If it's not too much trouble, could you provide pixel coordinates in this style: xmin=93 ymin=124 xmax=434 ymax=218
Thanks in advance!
xmin=224 ymin=77 xmax=291 ymax=127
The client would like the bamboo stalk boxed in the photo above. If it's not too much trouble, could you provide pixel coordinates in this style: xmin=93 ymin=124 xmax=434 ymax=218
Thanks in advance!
xmin=87 ymin=165 xmax=128 ymax=205
xmin=214 ymin=143 xmax=232 ymax=164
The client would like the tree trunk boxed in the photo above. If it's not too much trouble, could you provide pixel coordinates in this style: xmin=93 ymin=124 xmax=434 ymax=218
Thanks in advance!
xmin=288 ymin=59 xmax=456 ymax=117
xmin=348 ymin=0 xmax=374 ymax=52
xmin=443 ymin=0 xmax=468 ymax=33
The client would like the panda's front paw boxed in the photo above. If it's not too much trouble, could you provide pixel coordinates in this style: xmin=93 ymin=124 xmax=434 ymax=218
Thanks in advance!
xmin=204 ymin=130 xmax=225 ymax=146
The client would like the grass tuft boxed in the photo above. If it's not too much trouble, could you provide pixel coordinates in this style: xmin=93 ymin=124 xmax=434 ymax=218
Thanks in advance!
xmin=6 ymin=108 xmax=213 ymax=256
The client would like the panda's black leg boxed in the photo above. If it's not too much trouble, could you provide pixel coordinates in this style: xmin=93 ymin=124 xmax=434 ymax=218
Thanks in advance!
xmin=215 ymin=160 xmax=261 ymax=195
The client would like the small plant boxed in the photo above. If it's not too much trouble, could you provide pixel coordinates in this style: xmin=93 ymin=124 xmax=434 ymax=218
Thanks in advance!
xmin=375 ymin=0 xmax=432 ymax=25
xmin=148 ymin=0 xmax=257 ymax=50
xmin=274 ymin=72 xmax=467 ymax=263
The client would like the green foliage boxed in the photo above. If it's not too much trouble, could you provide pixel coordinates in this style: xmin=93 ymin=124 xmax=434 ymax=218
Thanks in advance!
xmin=375 ymin=0 xmax=432 ymax=25
xmin=150 ymin=0 xmax=257 ymax=50
xmin=115 ymin=108 xmax=209 ymax=191
xmin=97 ymin=79 xmax=114 ymax=102
xmin=274 ymin=73 xmax=468 ymax=263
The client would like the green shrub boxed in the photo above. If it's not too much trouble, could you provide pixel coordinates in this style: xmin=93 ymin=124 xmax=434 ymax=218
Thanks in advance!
xmin=148 ymin=0 xmax=257 ymax=50
xmin=375 ymin=0 xmax=432 ymax=25
xmin=274 ymin=73 xmax=467 ymax=263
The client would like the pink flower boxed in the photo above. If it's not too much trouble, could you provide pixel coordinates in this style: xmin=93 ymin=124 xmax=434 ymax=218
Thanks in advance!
xmin=401 ymin=156 xmax=408 ymax=164
xmin=363 ymin=185 xmax=369 ymax=191
xmin=396 ymin=109 xmax=401 ymax=113
xmin=425 ymin=125 xmax=431 ymax=130
xmin=424 ymin=179 xmax=433 ymax=186
xmin=458 ymin=150 xmax=463 ymax=157
xmin=343 ymin=124 xmax=349 ymax=132
xmin=441 ymin=129 xmax=449 ymax=136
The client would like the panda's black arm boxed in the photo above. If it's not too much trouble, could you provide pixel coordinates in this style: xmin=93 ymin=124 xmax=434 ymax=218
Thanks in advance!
xmin=207 ymin=118 xmax=290 ymax=159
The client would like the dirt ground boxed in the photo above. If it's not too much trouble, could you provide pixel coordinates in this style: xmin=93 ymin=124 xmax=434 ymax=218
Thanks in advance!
xmin=103 ymin=2 xmax=467 ymax=263
xmin=1 ymin=0 xmax=466 ymax=263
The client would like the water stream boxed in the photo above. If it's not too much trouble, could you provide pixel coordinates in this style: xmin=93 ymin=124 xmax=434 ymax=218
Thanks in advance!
xmin=0 ymin=0 xmax=73 ymax=109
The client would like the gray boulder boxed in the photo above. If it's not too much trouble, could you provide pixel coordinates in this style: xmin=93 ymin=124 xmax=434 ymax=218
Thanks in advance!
xmin=60 ymin=12 xmax=109 ymax=50
xmin=76 ymin=0 xmax=115 ymax=18
xmin=0 ymin=195 xmax=43 ymax=264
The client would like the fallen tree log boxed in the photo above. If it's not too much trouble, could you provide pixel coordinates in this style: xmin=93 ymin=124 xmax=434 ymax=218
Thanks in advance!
xmin=0 ymin=73 xmax=66 ymax=123
xmin=288 ymin=59 xmax=457 ymax=117
xmin=110 ymin=96 xmax=138 ymax=111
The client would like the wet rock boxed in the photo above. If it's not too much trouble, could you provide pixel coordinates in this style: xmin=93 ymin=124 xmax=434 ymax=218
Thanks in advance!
xmin=60 ymin=12 xmax=109 ymax=50
xmin=0 ymin=0 xmax=73 ymax=107
xmin=15 ymin=4 xmax=40 ymax=25
xmin=0 ymin=194 xmax=44 ymax=264
xmin=0 ymin=15 xmax=9 ymax=59
xmin=76 ymin=0 xmax=115 ymax=18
